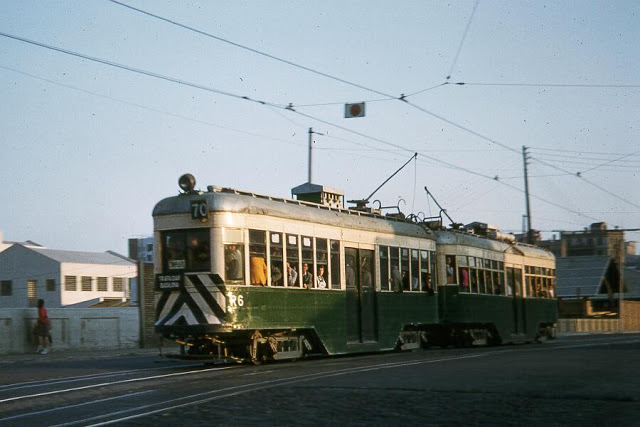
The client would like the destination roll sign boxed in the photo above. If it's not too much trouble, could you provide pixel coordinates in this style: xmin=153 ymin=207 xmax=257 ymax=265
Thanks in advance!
xmin=156 ymin=274 xmax=183 ymax=290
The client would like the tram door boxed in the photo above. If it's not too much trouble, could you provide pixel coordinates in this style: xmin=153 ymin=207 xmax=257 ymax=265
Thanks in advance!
xmin=507 ymin=267 xmax=527 ymax=334
xmin=345 ymin=247 xmax=378 ymax=343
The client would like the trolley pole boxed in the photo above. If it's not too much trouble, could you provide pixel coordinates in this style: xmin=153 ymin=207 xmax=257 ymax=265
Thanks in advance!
xmin=522 ymin=146 xmax=533 ymax=244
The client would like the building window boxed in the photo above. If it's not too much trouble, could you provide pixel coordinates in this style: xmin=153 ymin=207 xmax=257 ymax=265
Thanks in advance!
xmin=0 ymin=280 xmax=12 ymax=296
xmin=65 ymin=276 xmax=77 ymax=291
xmin=27 ymin=280 xmax=38 ymax=307
xmin=81 ymin=276 xmax=92 ymax=292
xmin=97 ymin=277 xmax=108 ymax=292
xmin=46 ymin=279 xmax=56 ymax=292
xmin=113 ymin=277 xmax=124 ymax=292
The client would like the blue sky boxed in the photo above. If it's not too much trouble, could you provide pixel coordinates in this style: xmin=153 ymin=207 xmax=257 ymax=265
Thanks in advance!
xmin=1 ymin=1 xmax=638 ymax=254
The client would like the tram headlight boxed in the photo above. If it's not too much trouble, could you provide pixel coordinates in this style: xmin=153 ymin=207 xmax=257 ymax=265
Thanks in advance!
xmin=178 ymin=173 xmax=196 ymax=193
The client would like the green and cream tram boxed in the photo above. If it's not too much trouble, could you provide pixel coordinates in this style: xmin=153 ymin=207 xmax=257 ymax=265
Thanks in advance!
xmin=153 ymin=174 xmax=556 ymax=362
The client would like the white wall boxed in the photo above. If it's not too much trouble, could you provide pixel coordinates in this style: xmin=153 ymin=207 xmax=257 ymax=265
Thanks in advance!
xmin=0 ymin=307 xmax=141 ymax=354
xmin=60 ymin=262 xmax=137 ymax=306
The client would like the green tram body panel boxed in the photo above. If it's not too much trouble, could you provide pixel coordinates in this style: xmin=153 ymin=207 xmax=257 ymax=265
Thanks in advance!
xmin=438 ymin=285 xmax=558 ymax=343
xmin=159 ymin=285 xmax=439 ymax=355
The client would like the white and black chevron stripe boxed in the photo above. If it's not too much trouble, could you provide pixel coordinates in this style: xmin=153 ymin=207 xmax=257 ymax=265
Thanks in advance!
xmin=156 ymin=274 xmax=227 ymax=327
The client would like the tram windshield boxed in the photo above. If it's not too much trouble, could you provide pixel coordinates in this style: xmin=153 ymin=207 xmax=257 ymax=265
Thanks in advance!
xmin=162 ymin=229 xmax=210 ymax=272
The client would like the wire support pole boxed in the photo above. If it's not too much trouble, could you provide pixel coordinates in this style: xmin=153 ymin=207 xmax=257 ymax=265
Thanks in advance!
xmin=307 ymin=127 xmax=324 ymax=183
xmin=523 ymin=146 xmax=533 ymax=243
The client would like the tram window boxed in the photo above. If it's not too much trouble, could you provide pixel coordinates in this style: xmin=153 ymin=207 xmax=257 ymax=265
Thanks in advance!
xmin=286 ymin=234 xmax=300 ymax=287
xmin=526 ymin=275 xmax=534 ymax=297
xmin=493 ymin=271 xmax=502 ymax=295
xmin=420 ymin=251 xmax=431 ymax=294
xmin=468 ymin=257 xmax=478 ymax=293
xmin=401 ymin=248 xmax=410 ymax=291
xmin=224 ymin=244 xmax=245 ymax=284
xmin=514 ymin=268 xmax=522 ymax=296
xmin=316 ymin=238 xmax=328 ymax=289
xmin=270 ymin=232 xmax=284 ymax=286
xmin=445 ymin=255 xmax=457 ymax=284
xmin=163 ymin=229 xmax=210 ymax=272
xmin=390 ymin=247 xmax=402 ymax=292
xmin=478 ymin=266 xmax=486 ymax=293
xmin=411 ymin=250 xmax=420 ymax=291
xmin=457 ymin=256 xmax=469 ymax=292
xmin=506 ymin=267 xmax=514 ymax=296
xmin=249 ymin=230 xmax=268 ymax=286
xmin=301 ymin=236 xmax=314 ymax=289
xmin=485 ymin=265 xmax=494 ymax=294
xmin=549 ymin=277 xmax=556 ymax=298
xmin=330 ymin=240 xmax=341 ymax=289
xmin=379 ymin=246 xmax=390 ymax=291
xmin=360 ymin=250 xmax=374 ymax=289
xmin=429 ymin=251 xmax=437 ymax=287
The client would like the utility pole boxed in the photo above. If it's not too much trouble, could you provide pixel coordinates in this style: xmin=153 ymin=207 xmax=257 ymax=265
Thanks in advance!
xmin=307 ymin=127 xmax=324 ymax=183
xmin=522 ymin=146 xmax=533 ymax=244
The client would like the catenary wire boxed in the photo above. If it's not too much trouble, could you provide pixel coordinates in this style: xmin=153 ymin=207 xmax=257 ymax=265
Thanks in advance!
xmin=106 ymin=0 xmax=397 ymax=100
xmin=0 ymin=65 xmax=304 ymax=148
xmin=454 ymin=81 xmax=640 ymax=88
xmin=445 ymin=0 xmax=480 ymax=80
xmin=0 ymin=31 xmax=285 ymax=109
xmin=1 ymin=30 xmax=630 ymax=222
xmin=287 ymin=108 xmax=603 ymax=223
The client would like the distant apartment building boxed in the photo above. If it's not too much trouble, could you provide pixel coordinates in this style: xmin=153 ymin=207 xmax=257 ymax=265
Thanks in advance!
xmin=128 ymin=236 xmax=154 ymax=263
xmin=536 ymin=222 xmax=639 ymax=314
xmin=0 ymin=243 xmax=137 ymax=308
xmin=538 ymin=222 xmax=626 ymax=270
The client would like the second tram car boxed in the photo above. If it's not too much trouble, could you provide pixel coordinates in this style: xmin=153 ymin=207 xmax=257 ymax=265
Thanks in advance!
xmin=154 ymin=174 xmax=557 ymax=362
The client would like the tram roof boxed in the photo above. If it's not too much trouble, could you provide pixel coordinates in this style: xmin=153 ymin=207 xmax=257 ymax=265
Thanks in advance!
xmin=434 ymin=229 xmax=555 ymax=260
xmin=153 ymin=187 xmax=434 ymax=239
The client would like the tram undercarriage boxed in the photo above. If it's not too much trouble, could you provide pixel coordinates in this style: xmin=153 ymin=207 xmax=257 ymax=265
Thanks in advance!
xmin=161 ymin=329 xmax=319 ymax=364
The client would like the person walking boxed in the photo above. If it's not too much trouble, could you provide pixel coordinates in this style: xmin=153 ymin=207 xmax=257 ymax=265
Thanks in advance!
xmin=35 ymin=299 xmax=51 ymax=354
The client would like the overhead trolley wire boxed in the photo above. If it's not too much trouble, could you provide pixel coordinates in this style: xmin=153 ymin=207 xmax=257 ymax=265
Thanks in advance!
xmin=288 ymin=108 xmax=602 ymax=223
xmin=445 ymin=0 xmax=480 ymax=80
xmin=0 ymin=31 xmax=285 ymax=109
xmin=451 ymin=81 xmax=640 ymax=89
xmin=0 ymin=65 xmax=301 ymax=148
xmin=2 ymin=26 xmax=633 ymax=218
xmin=530 ymin=147 xmax=640 ymax=156
xmin=578 ymin=149 xmax=640 ymax=174
xmin=107 ymin=0 xmax=397 ymax=100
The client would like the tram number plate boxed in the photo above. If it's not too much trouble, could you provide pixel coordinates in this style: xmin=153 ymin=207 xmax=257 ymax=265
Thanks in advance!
xmin=190 ymin=200 xmax=209 ymax=220
xmin=227 ymin=293 xmax=244 ymax=307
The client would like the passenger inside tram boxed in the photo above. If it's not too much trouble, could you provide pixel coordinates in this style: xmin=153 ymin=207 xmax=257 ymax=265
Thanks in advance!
xmin=317 ymin=265 xmax=327 ymax=289
xmin=391 ymin=265 xmax=403 ymax=293
xmin=250 ymin=254 xmax=268 ymax=286
xmin=302 ymin=263 xmax=313 ymax=288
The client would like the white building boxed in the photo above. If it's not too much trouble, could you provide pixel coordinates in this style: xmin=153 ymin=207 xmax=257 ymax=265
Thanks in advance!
xmin=0 ymin=244 xmax=137 ymax=308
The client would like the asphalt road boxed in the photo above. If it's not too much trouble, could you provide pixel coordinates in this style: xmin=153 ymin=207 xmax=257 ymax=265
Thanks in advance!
xmin=1 ymin=334 xmax=639 ymax=426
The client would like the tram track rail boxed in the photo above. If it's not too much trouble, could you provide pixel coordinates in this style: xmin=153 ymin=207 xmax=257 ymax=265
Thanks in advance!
xmin=1 ymin=335 xmax=638 ymax=426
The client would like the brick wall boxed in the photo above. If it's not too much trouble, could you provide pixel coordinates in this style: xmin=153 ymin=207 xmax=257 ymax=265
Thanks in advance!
xmin=138 ymin=262 xmax=159 ymax=348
